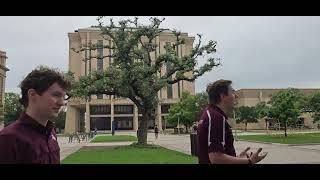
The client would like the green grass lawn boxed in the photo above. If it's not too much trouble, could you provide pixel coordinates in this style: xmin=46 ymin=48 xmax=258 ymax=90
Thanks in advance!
xmin=62 ymin=143 xmax=197 ymax=164
xmin=238 ymin=133 xmax=320 ymax=144
xmin=91 ymin=135 xmax=137 ymax=143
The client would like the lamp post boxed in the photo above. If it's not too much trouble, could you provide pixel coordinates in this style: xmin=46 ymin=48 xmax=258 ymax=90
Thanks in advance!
xmin=177 ymin=112 xmax=181 ymax=135
xmin=178 ymin=116 xmax=180 ymax=134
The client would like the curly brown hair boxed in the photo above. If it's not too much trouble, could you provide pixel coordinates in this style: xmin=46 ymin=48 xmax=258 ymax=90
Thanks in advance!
xmin=206 ymin=79 xmax=232 ymax=105
xmin=19 ymin=66 xmax=71 ymax=107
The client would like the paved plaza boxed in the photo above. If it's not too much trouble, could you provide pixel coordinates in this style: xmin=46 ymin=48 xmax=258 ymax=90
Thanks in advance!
xmin=58 ymin=131 xmax=320 ymax=164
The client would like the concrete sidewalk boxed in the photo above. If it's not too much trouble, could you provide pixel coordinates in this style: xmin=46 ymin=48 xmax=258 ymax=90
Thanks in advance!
xmin=58 ymin=131 xmax=320 ymax=163
xmin=150 ymin=133 xmax=320 ymax=164
xmin=85 ymin=141 xmax=133 ymax=147
xmin=57 ymin=136 xmax=90 ymax=160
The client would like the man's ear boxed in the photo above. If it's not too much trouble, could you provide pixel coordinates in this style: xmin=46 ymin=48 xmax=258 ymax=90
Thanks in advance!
xmin=220 ymin=93 xmax=225 ymax=100
xmin=27 ymin=89 xmax=37 ymax=100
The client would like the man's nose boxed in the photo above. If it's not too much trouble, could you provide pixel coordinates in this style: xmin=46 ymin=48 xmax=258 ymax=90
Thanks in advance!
xmin=57 ymin=98 xmax=65 ymax=106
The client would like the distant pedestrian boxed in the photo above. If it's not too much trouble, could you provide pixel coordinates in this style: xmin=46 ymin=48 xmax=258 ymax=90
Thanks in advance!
xmin=112 ymin=120 xmax=116 ymax=136
xmin=192 ymin=122 xmax=198 ymax=133
xmin=154 ymin=125 xmax=159 ymax=139
xmin=94 ymin=127 xmax=97 ymax=135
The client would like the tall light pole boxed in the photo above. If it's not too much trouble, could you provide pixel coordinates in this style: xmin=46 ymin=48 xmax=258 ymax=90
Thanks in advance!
xmin=176 ymin=112 xmax=181 ymax=135
xmin=265 ymin=118 xmax=269 ymax=134
xmin=178 ymin=116 xmax=180 ymax=135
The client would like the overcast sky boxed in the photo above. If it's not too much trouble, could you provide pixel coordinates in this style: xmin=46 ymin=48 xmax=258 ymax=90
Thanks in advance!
xmin=0 ymin=16 xmax=319 ymax=94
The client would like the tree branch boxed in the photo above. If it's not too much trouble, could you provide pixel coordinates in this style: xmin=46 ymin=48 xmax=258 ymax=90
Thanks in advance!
xmin=97 ymin=17 xmax=116 ymax=41
xmin=80 ymin=55 xmax=116 ymax=62
xmin=167 ymin=57 xmax=221 ymax=84
xmin=128 ymin=95 xmax=142 ymax=108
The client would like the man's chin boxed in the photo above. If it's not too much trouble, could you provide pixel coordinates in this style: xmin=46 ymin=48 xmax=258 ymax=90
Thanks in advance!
xmin=228 ymin=106 xmax=235 ymax=113
xmin=50 ymin=113 xmax=59 ymax=119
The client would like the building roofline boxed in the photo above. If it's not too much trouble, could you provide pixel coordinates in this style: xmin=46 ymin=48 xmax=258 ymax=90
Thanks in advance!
xmin=74 ymin=26 xmax=191 ymax=35
xmin=0 ymin=55 xmax=7 ymax=59
xmin=0 ymin=64 xmax=9 ymax=71
xmin=0 ymin=50 xmax=7 ymax=59
xmin=237 ymin=88 xmax=320 ymax=91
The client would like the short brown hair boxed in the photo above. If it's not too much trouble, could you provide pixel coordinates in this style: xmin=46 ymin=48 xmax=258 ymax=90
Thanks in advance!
xmin=19 ymin=66 xmax=71 ymax=107
xmin=206 ymin=79 xmax=232 ymax=105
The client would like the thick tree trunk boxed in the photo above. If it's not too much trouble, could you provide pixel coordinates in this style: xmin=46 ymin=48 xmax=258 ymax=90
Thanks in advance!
xmin=284 ymin=121 xmax=287 ymax=137
xmin=265 ymin=120 xmax=267 ymax=130
xmin=137 ymin=108 xmax=152 ymax=144
xmin=265 ymin=119 xmax=269 ymax=134
xmin=245 ymin=122 xmax=248 ymax=131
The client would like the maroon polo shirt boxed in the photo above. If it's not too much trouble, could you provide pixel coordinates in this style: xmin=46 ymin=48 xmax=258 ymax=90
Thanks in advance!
xmin=197 ymin=104 xmax=236 ymax=164
xmin=0 ymin=112 xmax=60 ymax=164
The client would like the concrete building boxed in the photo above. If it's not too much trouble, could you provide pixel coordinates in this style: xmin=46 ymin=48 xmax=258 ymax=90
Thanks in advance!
xmin=65 ymin=27 xmax=195 ymax=133
xmin=0 ymin=50 xmax=9 ymax=129
xmin=233 ymin=89 xmax=320 ymax=130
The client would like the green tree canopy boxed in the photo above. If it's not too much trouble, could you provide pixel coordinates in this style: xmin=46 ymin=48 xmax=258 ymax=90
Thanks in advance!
xmin=69 ymin=17 xmax=221 ymax=144
xmin=267 ymin=88 xmax=304 ymax=137
xmin=305 ymin=92 xmax=320 ymax=122
xmin=255 ymin=102 xmax=270 ymax=119
xmin=1 ymin=92 xmax=24 ymax=126
xmin=234 ymin=106 xmax=258 ymax=131
xmin=166 ymin=92 xmax=208 ymax=133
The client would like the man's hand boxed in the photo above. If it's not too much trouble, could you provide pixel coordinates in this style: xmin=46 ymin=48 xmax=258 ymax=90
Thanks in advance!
xmin=249 ymin=148 xmax=268 ymax=164
xmin=238 ymin=147 xmax=251 ymax=158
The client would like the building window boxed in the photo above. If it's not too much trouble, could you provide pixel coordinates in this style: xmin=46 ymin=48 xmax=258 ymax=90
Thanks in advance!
xmin=90 ymin=105 xmax=111 ymax=115
xmin=165 ymin=42 xmax=173 ymax=99
xmin=114 ymin=105 xmax=134 ymax=114
xmin=90 ymin=117 xmax=111 ymax=130
xmin=84 ymin=40 xmax=88 ymax=75
xmin=166 ymin=62 xmax=173 ymax=99
xmin=89 ymin=40 xmax=92 ymax=74
xmin=97 ymin=94 xmax=103 ymax=99
xmin=161 ymin=104 xmax=171 ymax=114
xmin=167 ymin=83 xmax=173 ymax=99
xmin=97 ymin=40 xmax=103 ymax=72
xmin=114 ymin=117 xmax=133 ymax=130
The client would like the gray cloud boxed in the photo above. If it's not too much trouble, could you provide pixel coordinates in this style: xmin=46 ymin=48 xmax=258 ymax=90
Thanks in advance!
xmin=1 ymin=16 xmax=319 ymax=94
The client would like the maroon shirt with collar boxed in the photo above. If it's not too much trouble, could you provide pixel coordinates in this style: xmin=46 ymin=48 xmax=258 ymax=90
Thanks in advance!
xmin=197 ymin=104 xmax=236 ymax=164
xmin=0 ymin=112 xmax=60 ymax=164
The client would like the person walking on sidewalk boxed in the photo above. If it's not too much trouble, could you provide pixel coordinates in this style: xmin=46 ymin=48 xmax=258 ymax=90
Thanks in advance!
xmin=154 ymin=125 xmax=159 ymax=139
